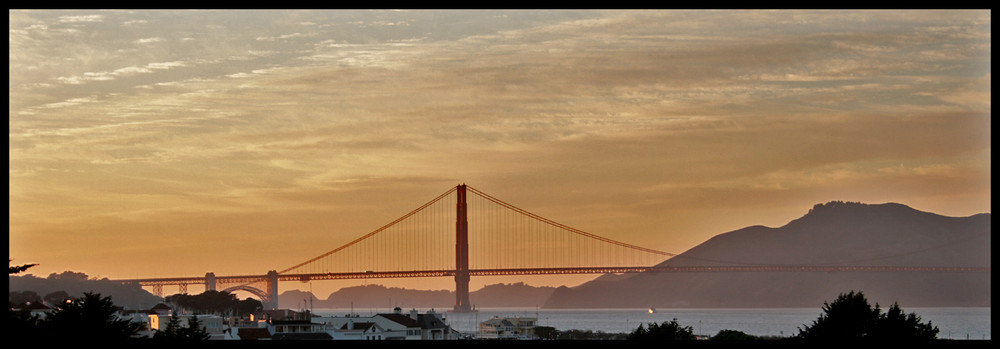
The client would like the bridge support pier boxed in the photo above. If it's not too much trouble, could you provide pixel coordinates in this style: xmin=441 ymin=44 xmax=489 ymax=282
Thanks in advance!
xmin=454 ymin=184 xmax=473 ymax=312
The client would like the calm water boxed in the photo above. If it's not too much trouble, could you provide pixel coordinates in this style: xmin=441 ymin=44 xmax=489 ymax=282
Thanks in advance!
xmin=314 ymin=307 xmax=990 ymax=340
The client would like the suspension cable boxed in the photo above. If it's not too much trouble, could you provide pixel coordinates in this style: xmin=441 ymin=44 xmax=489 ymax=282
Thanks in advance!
xmin=466 ymin=185 xmax=676 ymax=258
xmin=278 ymin=186 xmax=458 ymax=274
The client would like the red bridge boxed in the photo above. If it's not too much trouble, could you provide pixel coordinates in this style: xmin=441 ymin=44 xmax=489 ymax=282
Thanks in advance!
xmin=115 ymin=185 xmax=989 ymax=310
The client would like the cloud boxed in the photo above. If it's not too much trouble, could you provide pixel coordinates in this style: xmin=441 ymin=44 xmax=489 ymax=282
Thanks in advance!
xmin=51 ymin=60 xmax=189 ymax=85
xmin=8 ymin=10 xmax=991 ymax=281
xmin=255 ymin=32 xmax=312 ymax=41
xmin=134 ymin=37 xmax=164 ymax=44
xmin=57 ymin=14 xmax=104 ymax=23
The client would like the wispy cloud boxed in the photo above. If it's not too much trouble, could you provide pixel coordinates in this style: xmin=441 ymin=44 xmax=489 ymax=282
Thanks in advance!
xmin=57 ymin=14 xmax=104 ymax=23
xmin=51 ymin=60 xmax=188 ymax=85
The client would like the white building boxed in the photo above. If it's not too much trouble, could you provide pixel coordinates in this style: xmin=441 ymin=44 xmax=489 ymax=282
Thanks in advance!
xmin=315 ymin=307 xmax=455 ymax=340
xmin=269 ymin=318 xmax=332 ymax=340
xmin=149 ymin=314 xmax=226 ymax=339
xmin=479 ymin=315 xmax=537 ymax=339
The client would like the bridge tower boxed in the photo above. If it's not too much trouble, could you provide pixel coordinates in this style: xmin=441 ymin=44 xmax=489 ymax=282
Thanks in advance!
xmin=266 ymin=270 xmax=279 ymax=310
xmin=205 ymin=272 xmax=216 ymax=292
xmin=454 ymin=184 xmax=472 ymax=312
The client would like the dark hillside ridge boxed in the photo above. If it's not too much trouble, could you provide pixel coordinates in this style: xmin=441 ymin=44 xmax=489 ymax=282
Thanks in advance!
xmin=543 ymin=201 xmax=990 ymax=308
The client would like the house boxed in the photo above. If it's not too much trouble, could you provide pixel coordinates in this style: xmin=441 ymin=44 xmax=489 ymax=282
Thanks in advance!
xmin=329 ymin=320 xmax=388 ymax=340
xmin=372 ymin=311 xmax=424 ymax=340
xmin=11 ymin=301 xmax=52 ymax=319
xmin=261 ymin=309 xmax=303 ymax=321
xmin=479 ymin=315 xmax=537 ymax=339
xmin=315 ymin=307 xmax=456 ymax=340
xmin=149 ymin=303 xmax=173 ymax=315
xmin=270 ymin=319 xmax=323 ymax=334
xmin=406 ymin=308 xmax=452 ymax=340
xmin=269 ymin=318 xmax=331 ymax=340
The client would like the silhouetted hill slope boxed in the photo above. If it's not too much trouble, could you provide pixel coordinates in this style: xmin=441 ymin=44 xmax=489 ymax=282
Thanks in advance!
xmin=8 ymin=272 xmax=162 ymax=310
xmin=543 ymin=201 xmax=990 ymax=309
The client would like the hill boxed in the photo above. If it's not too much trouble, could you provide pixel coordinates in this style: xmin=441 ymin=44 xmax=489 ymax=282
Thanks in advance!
xmin=8 ymin=271 xmax=163 ymax=309
xmin=278 ymin=282 xmax=556 ymax=310
xmin=542 ymin=201 xmax=991 ymax=309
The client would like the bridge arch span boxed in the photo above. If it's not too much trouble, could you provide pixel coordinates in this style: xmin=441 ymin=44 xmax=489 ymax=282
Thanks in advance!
xmin=220 ymin=285 xmax=271 ymax=304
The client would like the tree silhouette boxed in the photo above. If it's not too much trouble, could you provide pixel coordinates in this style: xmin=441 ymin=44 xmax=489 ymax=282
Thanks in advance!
xmin=153 ymin=314 xmax=211 ymax=341
xmin=153 ymin=313 xmax=184 ymax=340
xmin=43 ymin=290 xmax=73 ymax=305
xmin=797 ymin=291 xmax=938 ymax=340
xmin=870 ymin=302 xmax=939 ymax=340
xmin=533 ymin=326 xmax=558 ymax=339
xmin=165 ymin=290 xmax=261 ymax=317
xmin=180 ymin=315 xmax=212 ymax=341
xmin=9 ymin=259 xmax=37 ymax=274
xmin=711 ymin=329 xmax=759 ymax=340
xmin=8 ymin=304 xmax=45 ymax=338
xmin=628 ymin=318 xmax=696 ymax=340
xmin=44 ymin=292 xmax=146 ymax=341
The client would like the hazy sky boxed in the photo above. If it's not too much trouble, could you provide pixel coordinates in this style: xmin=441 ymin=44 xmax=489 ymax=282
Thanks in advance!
xmin=9 ymin=10 xmax=991 ymax=294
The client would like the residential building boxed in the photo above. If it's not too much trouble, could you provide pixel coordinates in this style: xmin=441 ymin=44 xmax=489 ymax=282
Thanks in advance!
xmin=149 ymin=314 xmax=226 ymax=339
xmin=479 ymin=315 xmax=538 ymax=339
xmin=315 ymin=307 xmax=456 ymax=340
xmin=11 ymin=301 xmax=52 ymax=319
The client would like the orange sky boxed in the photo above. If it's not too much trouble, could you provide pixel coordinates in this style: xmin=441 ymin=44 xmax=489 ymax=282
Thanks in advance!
xmin=9 ymin=10 xmax=991 ymax=297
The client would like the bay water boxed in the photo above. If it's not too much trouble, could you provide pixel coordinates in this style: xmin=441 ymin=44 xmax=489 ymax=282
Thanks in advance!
xmin=314 ymin=307 xmax=990 ymax=340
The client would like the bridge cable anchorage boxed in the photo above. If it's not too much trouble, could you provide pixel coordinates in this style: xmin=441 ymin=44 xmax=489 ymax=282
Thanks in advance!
xmin=464 ymin=185 xmax=677 ymax=258
xmin=277 ymin=186 xmax=458 ymax=275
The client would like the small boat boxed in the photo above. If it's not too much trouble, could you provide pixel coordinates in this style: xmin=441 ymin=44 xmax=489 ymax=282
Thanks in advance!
xmin=648 ymin=307 xmax=656 ymax=314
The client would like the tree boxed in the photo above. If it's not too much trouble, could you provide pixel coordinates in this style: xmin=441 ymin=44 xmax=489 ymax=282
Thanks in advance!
xmin=798 ymin=290 xmax=879 ymax=339
xmin=44 ymin=290 xmax=73 ymax=305
xmin=235 ymin=297 xmax=263 ymax=317
xmin=180 ymin=314 xmax=212 ymax=341
xmin=797 ymin=290 xmax=938 ymax=340
xmin=870 ymin=302 xmax=939 ymax=340
xmin=153 ymin=313 xmax=184 ymax=340
xmin=9 ymin=290 xmax=43 ymax=305
xmin=711 ymin=329 xmax=758 ymax=340
xmin=44 ymin=292 xmax=146 ymax=341
xmin=628 ymin=318 xmax=696 ymax=340
xmin=46 ymin=270 xmax=89 ymax=280
xmin=154 ymin=314 xmax=211 ymax=341
xmin=9 ymin=259 xmax=37 ymax=274
xmin=8 ymin=304 xmax=45 ymax=338
xmin=533 ymin=325 xmax=558 ymax=340
xmin=165 ymin=290 xmax=259 ymax=317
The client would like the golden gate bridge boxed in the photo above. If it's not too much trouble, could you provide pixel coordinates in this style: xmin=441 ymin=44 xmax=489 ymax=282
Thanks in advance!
xmin=115 ymin=184 xmax=989 ymax=310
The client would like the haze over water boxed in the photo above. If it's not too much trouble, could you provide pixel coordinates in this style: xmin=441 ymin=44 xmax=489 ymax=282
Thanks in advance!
xmin=314 ymin=307 xmax=991 ymax=340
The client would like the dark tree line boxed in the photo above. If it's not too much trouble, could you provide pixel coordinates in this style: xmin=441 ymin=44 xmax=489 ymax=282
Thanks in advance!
xmin=9 ymin=292 xmax=147 ymax=341
xmin=9 ymin=291 xmax=215 ymax=341
xmin=796 ymin=290 xmax=938 ymax=340
xmin=628 ymin=318 xmax=696 ymax=340
xmin=10 ymin=290 xmax=73 ymax=306
xmin=624 ymin=290 xmax=938 ymax=341
xmin=8 ymin=260 xmax=209 ymax=341
xmin=165 ymin=290 xmax=262 ymax=317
